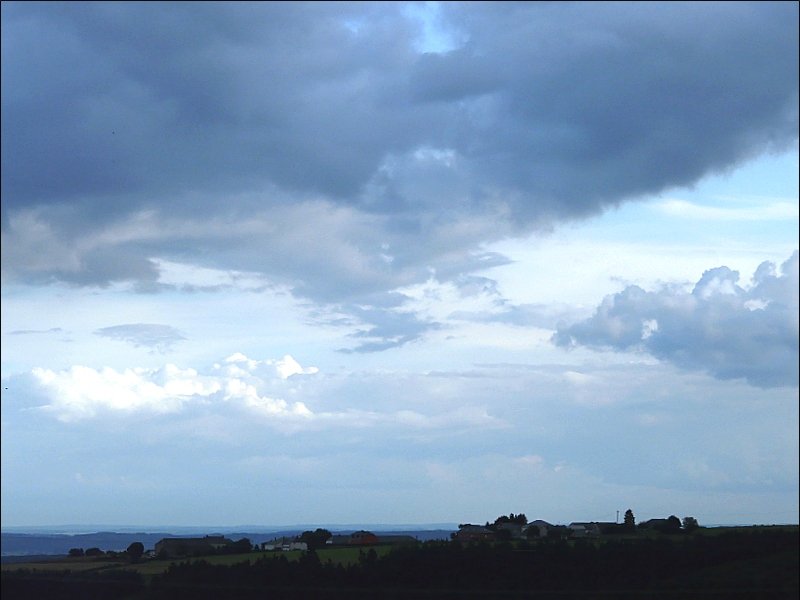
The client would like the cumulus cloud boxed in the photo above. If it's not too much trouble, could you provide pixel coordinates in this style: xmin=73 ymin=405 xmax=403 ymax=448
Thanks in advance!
xmin=94 ymin=323 xmax=187 ymax=352
xmin=1 ymin=2 xmax=796 ymax=316
xmin=553 ymin=252 xmax=799 ymax=388
xmin=25 ymin=352 xmax=501 ymax=432
xmin=222 ymin=352 xmax=319 ymax=379
xmin=30 ymin=354 xmax=318 ymax=422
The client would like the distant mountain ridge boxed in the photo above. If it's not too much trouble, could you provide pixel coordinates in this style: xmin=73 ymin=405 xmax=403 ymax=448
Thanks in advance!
xmin=2 ymin=523 xmax=458 ymax=535
xmin=1 ymin=526 xmax=457 ymax=557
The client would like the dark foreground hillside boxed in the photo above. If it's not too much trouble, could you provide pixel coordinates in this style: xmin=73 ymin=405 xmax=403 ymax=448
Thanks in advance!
xmin=2 ymin=527 xmax=797 ymax=599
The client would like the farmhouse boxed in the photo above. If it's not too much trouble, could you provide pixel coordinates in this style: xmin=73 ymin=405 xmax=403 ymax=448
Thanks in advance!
xmin=639 ymin=518 xmax=670 ymax=529
xmin=568 ymin=522 xmax=602 ymax=538
xmin=495 ymin=521 xmax=525 ymax=539
xmin=283 ymin=541 xmax=308 ymax=551
xmin=525 ymin=519 xmax=553 ymax=538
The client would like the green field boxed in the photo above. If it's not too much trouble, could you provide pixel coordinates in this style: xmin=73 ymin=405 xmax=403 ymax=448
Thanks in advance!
xmin=2 ymin=544 xmax=395 ymax=577
xmin=1 ymin=557 xmax=129 ymax=573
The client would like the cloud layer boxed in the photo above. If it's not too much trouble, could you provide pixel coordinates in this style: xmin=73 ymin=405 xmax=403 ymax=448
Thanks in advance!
xmin=23 ymin=352 xmax=502 ymax=435
xmin=554 ymin=252 xmax=799 ymax=388
xmin=2 ymin=2 xmax=797 ymax=305
xmin=5 ymin=356 xmax=796 ymax=525
xmin=94 ymin=323 xmax=187 ymax=352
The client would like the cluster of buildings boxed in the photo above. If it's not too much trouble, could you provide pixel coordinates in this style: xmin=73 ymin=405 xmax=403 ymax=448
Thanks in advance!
xmin=453 ymin=517 xmax=674 ymax=542
xmin=452 ymin=520 xmax=563 ymax=542
xmin=260 ymin=531 xmax=419 ymax=552
xmin=153 ymin=530 xmax=417 ymax=559
xmin=152 ymin=518 xmax=675 ymax=559
xmin=454 ymin=521 xmax=602 ymax=542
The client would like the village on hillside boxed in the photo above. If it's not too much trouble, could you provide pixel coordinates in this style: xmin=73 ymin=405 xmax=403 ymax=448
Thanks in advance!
xmin=142 ymin=511 xmax=698 ymax=560
xmin=152 ymin=530 xmax=418 ymax=559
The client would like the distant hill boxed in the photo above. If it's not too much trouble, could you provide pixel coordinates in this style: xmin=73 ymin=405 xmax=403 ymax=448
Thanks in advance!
xmin=2 ymin=532 xmax=175 ymax=557
xmin=1 ymin=527 xmax=456 ymax=557
xmin=1 ymin=523 xmax=458 ymax=535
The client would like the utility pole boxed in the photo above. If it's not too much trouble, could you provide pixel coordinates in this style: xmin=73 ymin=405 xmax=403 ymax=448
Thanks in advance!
xmin=616 ymin=510 xmax=619 ymax=524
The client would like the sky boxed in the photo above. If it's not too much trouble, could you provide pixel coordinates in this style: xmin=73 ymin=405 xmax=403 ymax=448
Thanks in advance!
xmin=1 ymin=1 xmax=798 ymax=529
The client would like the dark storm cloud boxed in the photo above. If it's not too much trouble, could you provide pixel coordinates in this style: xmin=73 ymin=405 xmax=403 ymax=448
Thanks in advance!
xmin=2 ymin=2 xmax=798 ymax=350
xmin=94 ymin=323 xmax=187 ymax=353
xmin=4 ymin=2 xmax=796 ymax=221
xmin=553 ymin=252 xmax=799 ymax=388
xmin=1 ymin=1 xmax=423 ymax=209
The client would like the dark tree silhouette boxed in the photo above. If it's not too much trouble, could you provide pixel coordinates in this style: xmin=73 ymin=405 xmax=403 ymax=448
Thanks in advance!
xmin=624 ymin=508 xmax=636 ymax=531
xmin=126 ymin=541 xmax=144 ymax=562
xmin=682 ymin=516 xmax=699 ymax=532
xmin=299 ymin=528 xmax=332 ymax=550
xmin=665 ymin=515 xmax=682 ymax=533
xmin=493 ymin=513 xmax=528 ymax=526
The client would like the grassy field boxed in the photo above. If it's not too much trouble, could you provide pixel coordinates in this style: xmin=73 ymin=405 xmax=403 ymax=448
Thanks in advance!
xmin=2 ymin=544 xmax=395 ymax=577
xmin=1 ymin=556 xmax=129 ymax=573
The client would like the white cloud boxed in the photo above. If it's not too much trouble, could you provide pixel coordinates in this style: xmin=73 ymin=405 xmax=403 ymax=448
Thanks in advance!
xmin=656 ymin=198 xmax=799 ymax=221
xmin=26 ymin=353 xmax=501 ymax=434
xmin=153 ymin=258 xmax=275 ymax=291
xmin=272 ymin=355 xmax=320 ymax=379
xmin=31 ymin=365 xmax=199 ymax=421
xmin=220 ymin=353 xmax=320 ymax=379
xmin=31 ymin=355 xmax=317 ymax=423
xmin=554 ymin=252 xmax=799 ymax=388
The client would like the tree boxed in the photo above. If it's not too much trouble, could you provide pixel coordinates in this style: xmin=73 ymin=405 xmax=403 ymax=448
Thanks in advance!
xmin=299 ymin=528 xmax=332 ymax=551
xmin=126 ymin=541 xmax=144 ymax=562
xmin=493 ymin=513 xmax=528 ymax=526
xmin=623 ymin=509 xmax=636 ymax=531
xmin=84 ymin=547 xmax=104 ymax=557
xmin=682 ymin=516 xmax=699 ymax=532
xmin=665 ymin=515 xmax=682 ymax=534
xmin=68 ymin=548 xmax=84 ymax=557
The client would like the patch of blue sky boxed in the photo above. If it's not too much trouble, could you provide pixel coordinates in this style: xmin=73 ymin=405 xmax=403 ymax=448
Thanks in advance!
xmin=588 ymin=148 xmax=798 ymax=248
xmin=402 ymin=1 xmax=464 ymax=54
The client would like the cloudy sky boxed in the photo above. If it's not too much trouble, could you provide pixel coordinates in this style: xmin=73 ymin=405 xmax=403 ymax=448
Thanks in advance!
xmin=1 ymin=1 xmax=798 ymax=529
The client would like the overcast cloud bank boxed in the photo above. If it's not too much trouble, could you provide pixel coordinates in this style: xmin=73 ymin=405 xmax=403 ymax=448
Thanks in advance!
xmin=2 ymin=2 xmax=797 ymax=310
